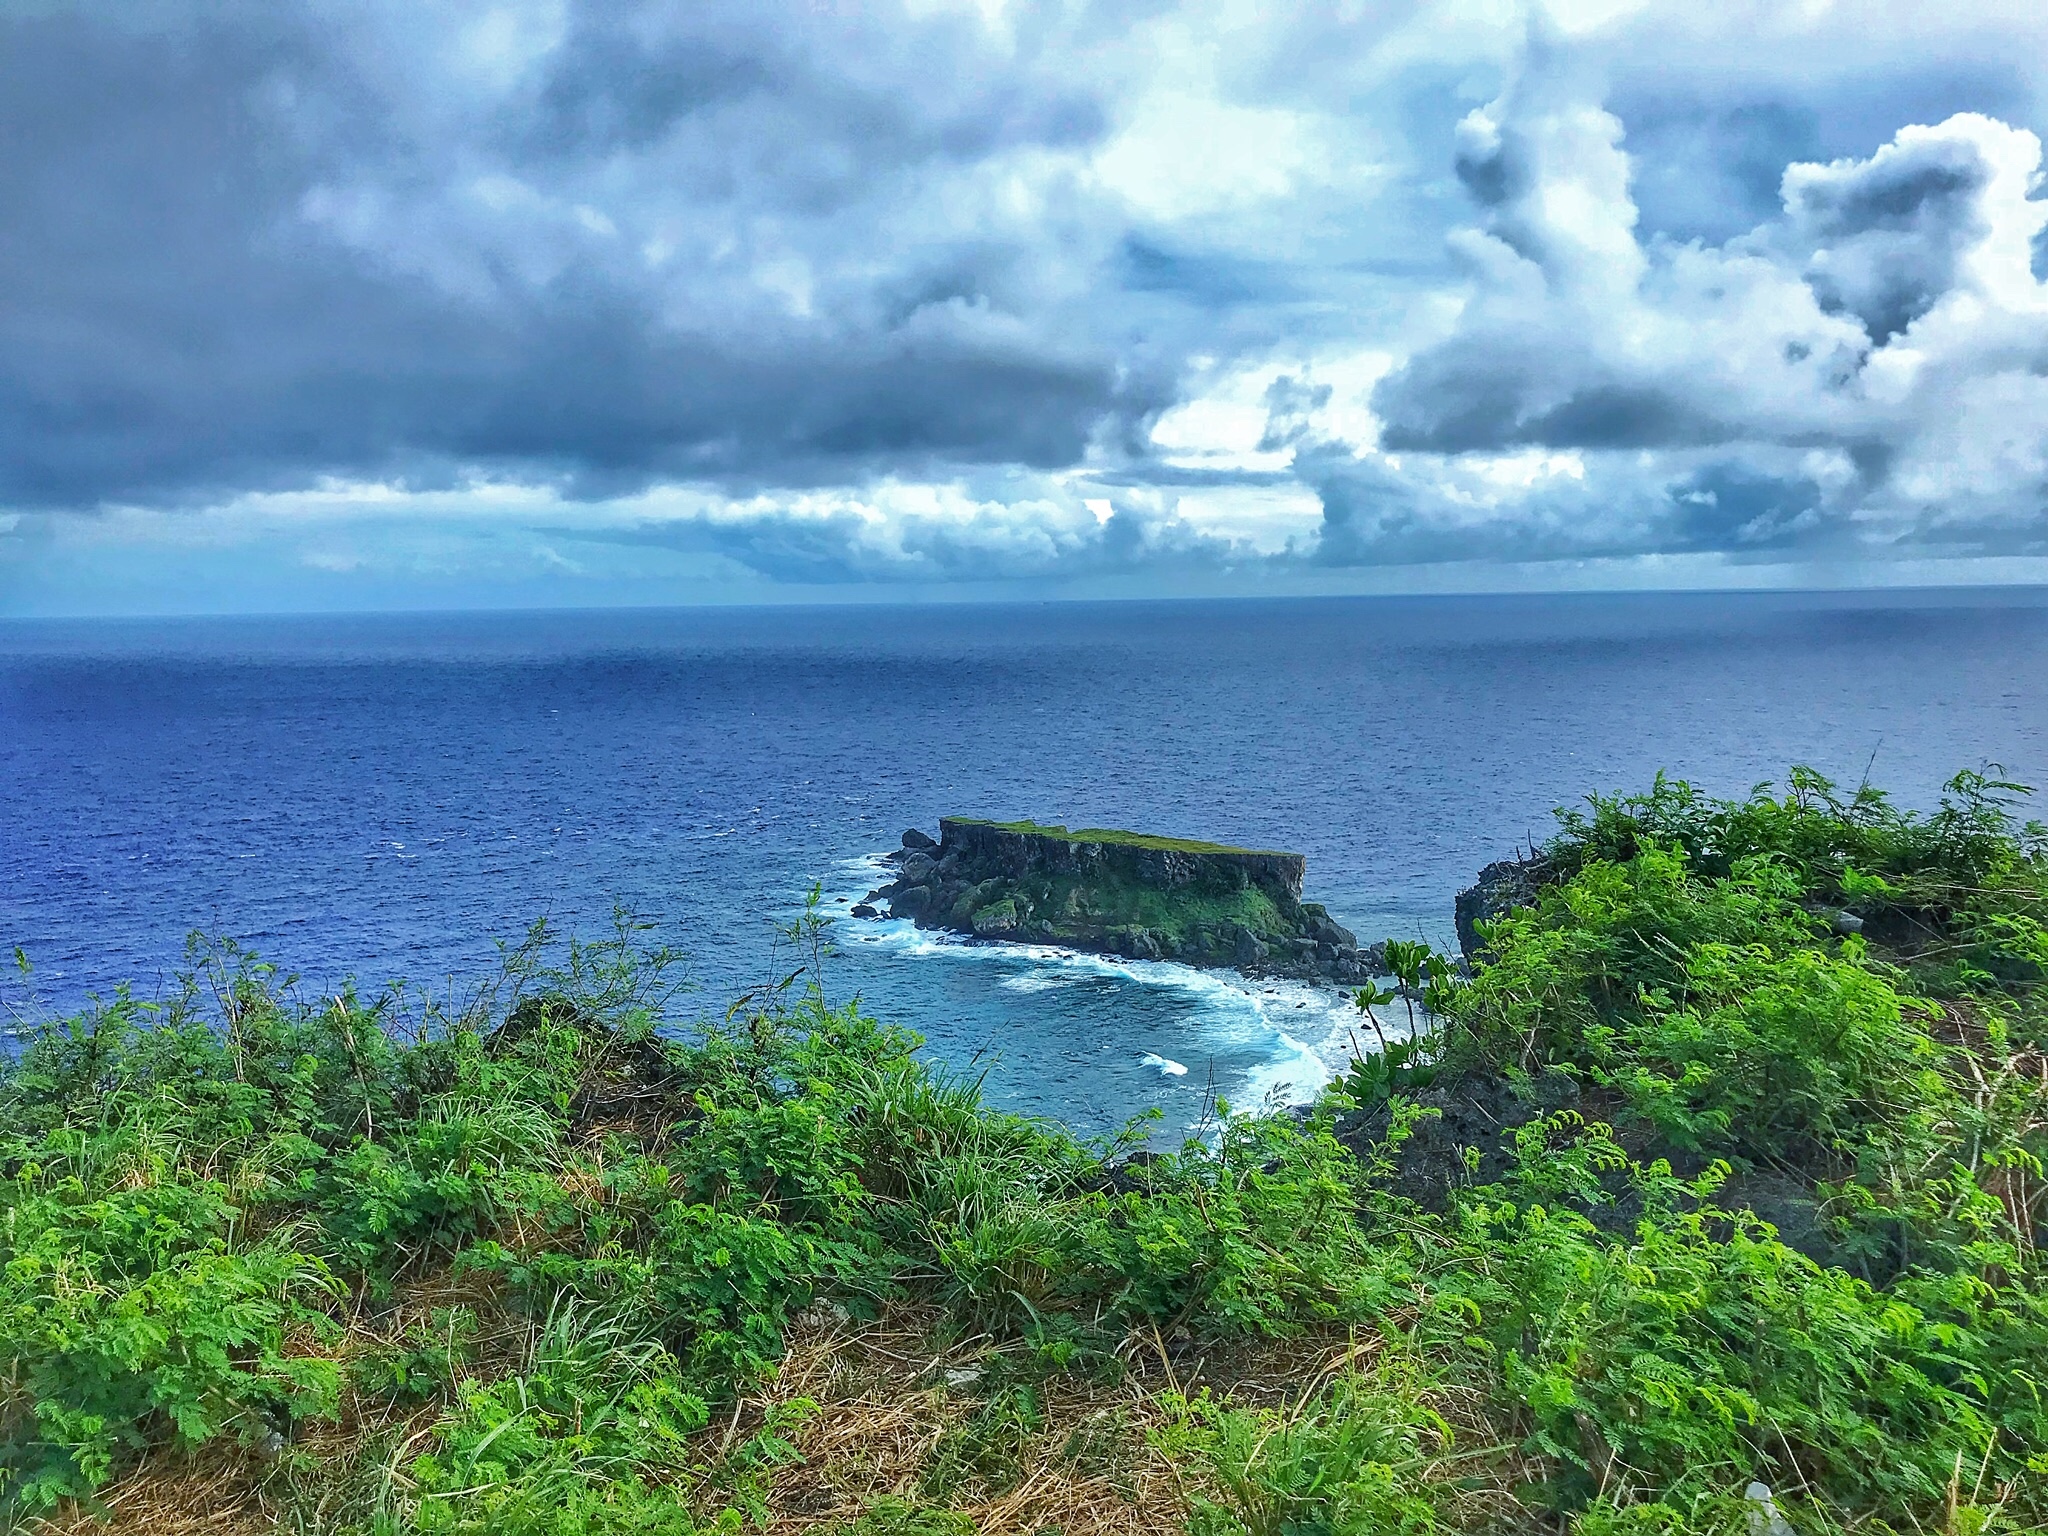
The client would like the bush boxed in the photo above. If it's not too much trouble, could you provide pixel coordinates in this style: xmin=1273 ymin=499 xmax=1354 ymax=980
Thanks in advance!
xmin=1156 ymin=1367 xmax=1452 ymax=1536
xmin=0 ymin=785 xmax=2043 ymax=1531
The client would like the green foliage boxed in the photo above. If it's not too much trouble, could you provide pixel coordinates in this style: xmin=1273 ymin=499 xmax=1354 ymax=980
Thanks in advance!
xmin=1073 ymin=1111 xmax=1396 ymax=1336
xmin=1157 ymin=1368 xmax=1453 ymax=1536
xmin=918 ymin=1381 xmax=1043 ymax=1501
xmin=1544 ymin=767 xmax=2048 ymax=988
xmin=1424 ymin=1126 xmax=2048 ymax=1517
xmin=945 ymin=819 xmax=1288 ymax=856
xmin=1342 ymin=940 xmax=1463 ymax=1108
xmin=833 ymin=1497 xmax=977 ymax=1536
xmin=349 ymin=1307 xmax=479 ymax=1406
xmin=2 ymin=769 xmax=2045 ymax=1532
xmin=408 ymin=1305 xmax=724 ymax=1536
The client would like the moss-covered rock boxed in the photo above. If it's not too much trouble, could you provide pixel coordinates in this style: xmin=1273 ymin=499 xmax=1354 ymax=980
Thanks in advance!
xmin=864 ymin=820 xmax=1364 ymax=981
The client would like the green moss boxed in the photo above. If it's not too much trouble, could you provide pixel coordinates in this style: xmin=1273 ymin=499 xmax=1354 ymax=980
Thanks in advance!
xmin=999 ymin=869 xmax=1286 ymax=952
xmin=945 ymin=817 xmax=1293 ymax=858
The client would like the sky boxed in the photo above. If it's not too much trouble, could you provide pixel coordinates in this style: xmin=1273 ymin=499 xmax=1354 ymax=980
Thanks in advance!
xmin=5 ymin=0 xmax=2048 ymax=615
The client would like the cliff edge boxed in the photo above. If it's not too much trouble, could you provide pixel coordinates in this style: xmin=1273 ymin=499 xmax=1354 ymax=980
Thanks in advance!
xmin=857 ymin=818 xmax=1366 ymax=981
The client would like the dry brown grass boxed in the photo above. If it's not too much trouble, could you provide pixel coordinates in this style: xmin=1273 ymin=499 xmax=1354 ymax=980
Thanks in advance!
xmin=24 ymin=1443 xmax=266 ymax=1536
xmin=731 ymin=1301 xmax=1472 ymax=1535
xmin=23 ymin=1293 xmax=1481 ymax=1536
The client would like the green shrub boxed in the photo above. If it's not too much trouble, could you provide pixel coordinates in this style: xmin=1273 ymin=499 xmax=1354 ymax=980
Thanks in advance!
xmin=1 ymin=777 xmax=2043 ymax=1530
xmin=1156 ymin=1368 xmax=1453 ymax=1536
xmin=0 ymin=1180 xmax=339 ymax=1508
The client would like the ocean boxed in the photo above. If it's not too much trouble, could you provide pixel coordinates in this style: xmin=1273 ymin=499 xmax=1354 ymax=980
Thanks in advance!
xmin=5 ymin=588 xmax=2047 ymax=1142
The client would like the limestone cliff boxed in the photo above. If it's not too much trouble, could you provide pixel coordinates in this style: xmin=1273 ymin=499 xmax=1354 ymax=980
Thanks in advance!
xmin=858 ymin=819 xmax=1365 ymax=981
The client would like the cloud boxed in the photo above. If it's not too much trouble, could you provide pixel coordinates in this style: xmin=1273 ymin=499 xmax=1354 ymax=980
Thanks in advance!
xmin=9 ymin=0 xmax=2048 ymax=609
xmin=1347 ymin=21 xmax=2048 ymax=567
xmin=0 ymin=1 xmax=1173 ymax=509
xmin=544 ymin=478 xmax=1267 ymax=586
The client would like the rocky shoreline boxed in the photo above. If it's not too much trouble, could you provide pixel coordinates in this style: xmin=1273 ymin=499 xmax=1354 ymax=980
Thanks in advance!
xmin=855 ymin=818 xmax=1371 ymax=982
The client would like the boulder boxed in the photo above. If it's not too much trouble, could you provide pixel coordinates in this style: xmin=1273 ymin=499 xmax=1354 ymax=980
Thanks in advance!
xmin=868 ymin=818 xmax=1364 ymax=982
xmin=850 ymin=903 xmax=879 ymax=919
xmin=972 ymin=898 xmax=1021 ymax=937
xmin=1454 ymin=854 xmax=1553 ymax=960
xmin=1303 ymin=904 xmax=1358 ymax=949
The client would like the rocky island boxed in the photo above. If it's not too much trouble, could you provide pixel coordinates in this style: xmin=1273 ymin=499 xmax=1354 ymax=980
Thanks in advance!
xmin=855 ymin=817 xmax=1367 ymax=981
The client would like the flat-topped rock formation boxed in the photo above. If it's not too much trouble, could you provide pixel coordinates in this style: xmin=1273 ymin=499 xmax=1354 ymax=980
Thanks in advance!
xmin=856 ymin=818 xmax=1366 ymax=981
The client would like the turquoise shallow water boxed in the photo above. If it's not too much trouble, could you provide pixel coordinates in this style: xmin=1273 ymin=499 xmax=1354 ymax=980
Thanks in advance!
xmin=5 ymin=589 xmax=2047 ymax=1141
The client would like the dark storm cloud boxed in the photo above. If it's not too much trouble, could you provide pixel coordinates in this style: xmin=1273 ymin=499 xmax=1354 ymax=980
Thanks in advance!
xmin=1613 ymin=58 xmax=2032 ymax=247
xmin=524 ymin=4 xmax=1108 ymax=165
xmin=0 ymin=1 xmax=1163 ymax=509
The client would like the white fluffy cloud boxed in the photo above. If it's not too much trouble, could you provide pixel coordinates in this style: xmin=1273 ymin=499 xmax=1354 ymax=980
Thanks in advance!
xmin=1339 ymin=24 xmax=2048 ymax=565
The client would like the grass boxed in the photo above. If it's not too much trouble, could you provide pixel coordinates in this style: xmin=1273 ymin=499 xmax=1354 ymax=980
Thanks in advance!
xmin=2 ymin=766 xmax=2045 ymax=1535
xmin=940 ymin=820 xmax=1295 ymax=859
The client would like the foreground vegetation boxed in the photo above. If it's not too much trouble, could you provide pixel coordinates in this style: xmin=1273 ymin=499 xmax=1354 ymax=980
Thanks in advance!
xmin=2 ymin=769 xmax=2045 ymax=1534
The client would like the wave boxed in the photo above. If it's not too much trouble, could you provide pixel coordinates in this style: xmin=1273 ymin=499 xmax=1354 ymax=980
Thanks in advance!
xmin=1237 ymin=1027 xmax=1332 ymax=1112
xmin=999 ymin=969 xmax=1076 ymax=993
xmin=812 ymin=865 xmax=1398 ymax=1121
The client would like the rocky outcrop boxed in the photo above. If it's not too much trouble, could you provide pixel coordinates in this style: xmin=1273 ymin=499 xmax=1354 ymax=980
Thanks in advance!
xmin=861 ymin=820 xmax=1366 ymax=982
xmin=1453 ymin=853 xmax=1554 ymax=960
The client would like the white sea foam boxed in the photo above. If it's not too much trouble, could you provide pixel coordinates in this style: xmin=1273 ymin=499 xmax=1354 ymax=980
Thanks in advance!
xmin=999 ymin=969 xmax=1075 ymax=993
xmin=812 ymin=863 xmax=1389 ymax=1120
xmin=1237 ymin=1027 xmax=1333 ymax=1111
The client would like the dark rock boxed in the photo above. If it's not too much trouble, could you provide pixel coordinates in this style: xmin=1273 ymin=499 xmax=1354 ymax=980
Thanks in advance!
xmin=850 ymin=903 xmax=879 ymax=919
xmin=1087 ymin=1147 xmax=1169 ymax=1196
xmin=1454 ymin=854 xmax=1554 ymax=960
xmin=1716 ymin=1170 xmax=1835 ymax=1265
xmin=1304 ymin=904 xmax=1358 ymax=949
xmin=1332 ymin=1069 xmax=1583 ymax=1211
xmin=867 ymin=817 xmax=1365 ymax=981
xmin=972 ymin=898 xmax=1022 ymax=937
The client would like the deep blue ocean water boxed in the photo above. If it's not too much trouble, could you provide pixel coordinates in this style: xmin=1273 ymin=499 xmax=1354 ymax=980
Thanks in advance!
xmin=6 ymin=589 xmax=2047 ymax=1141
